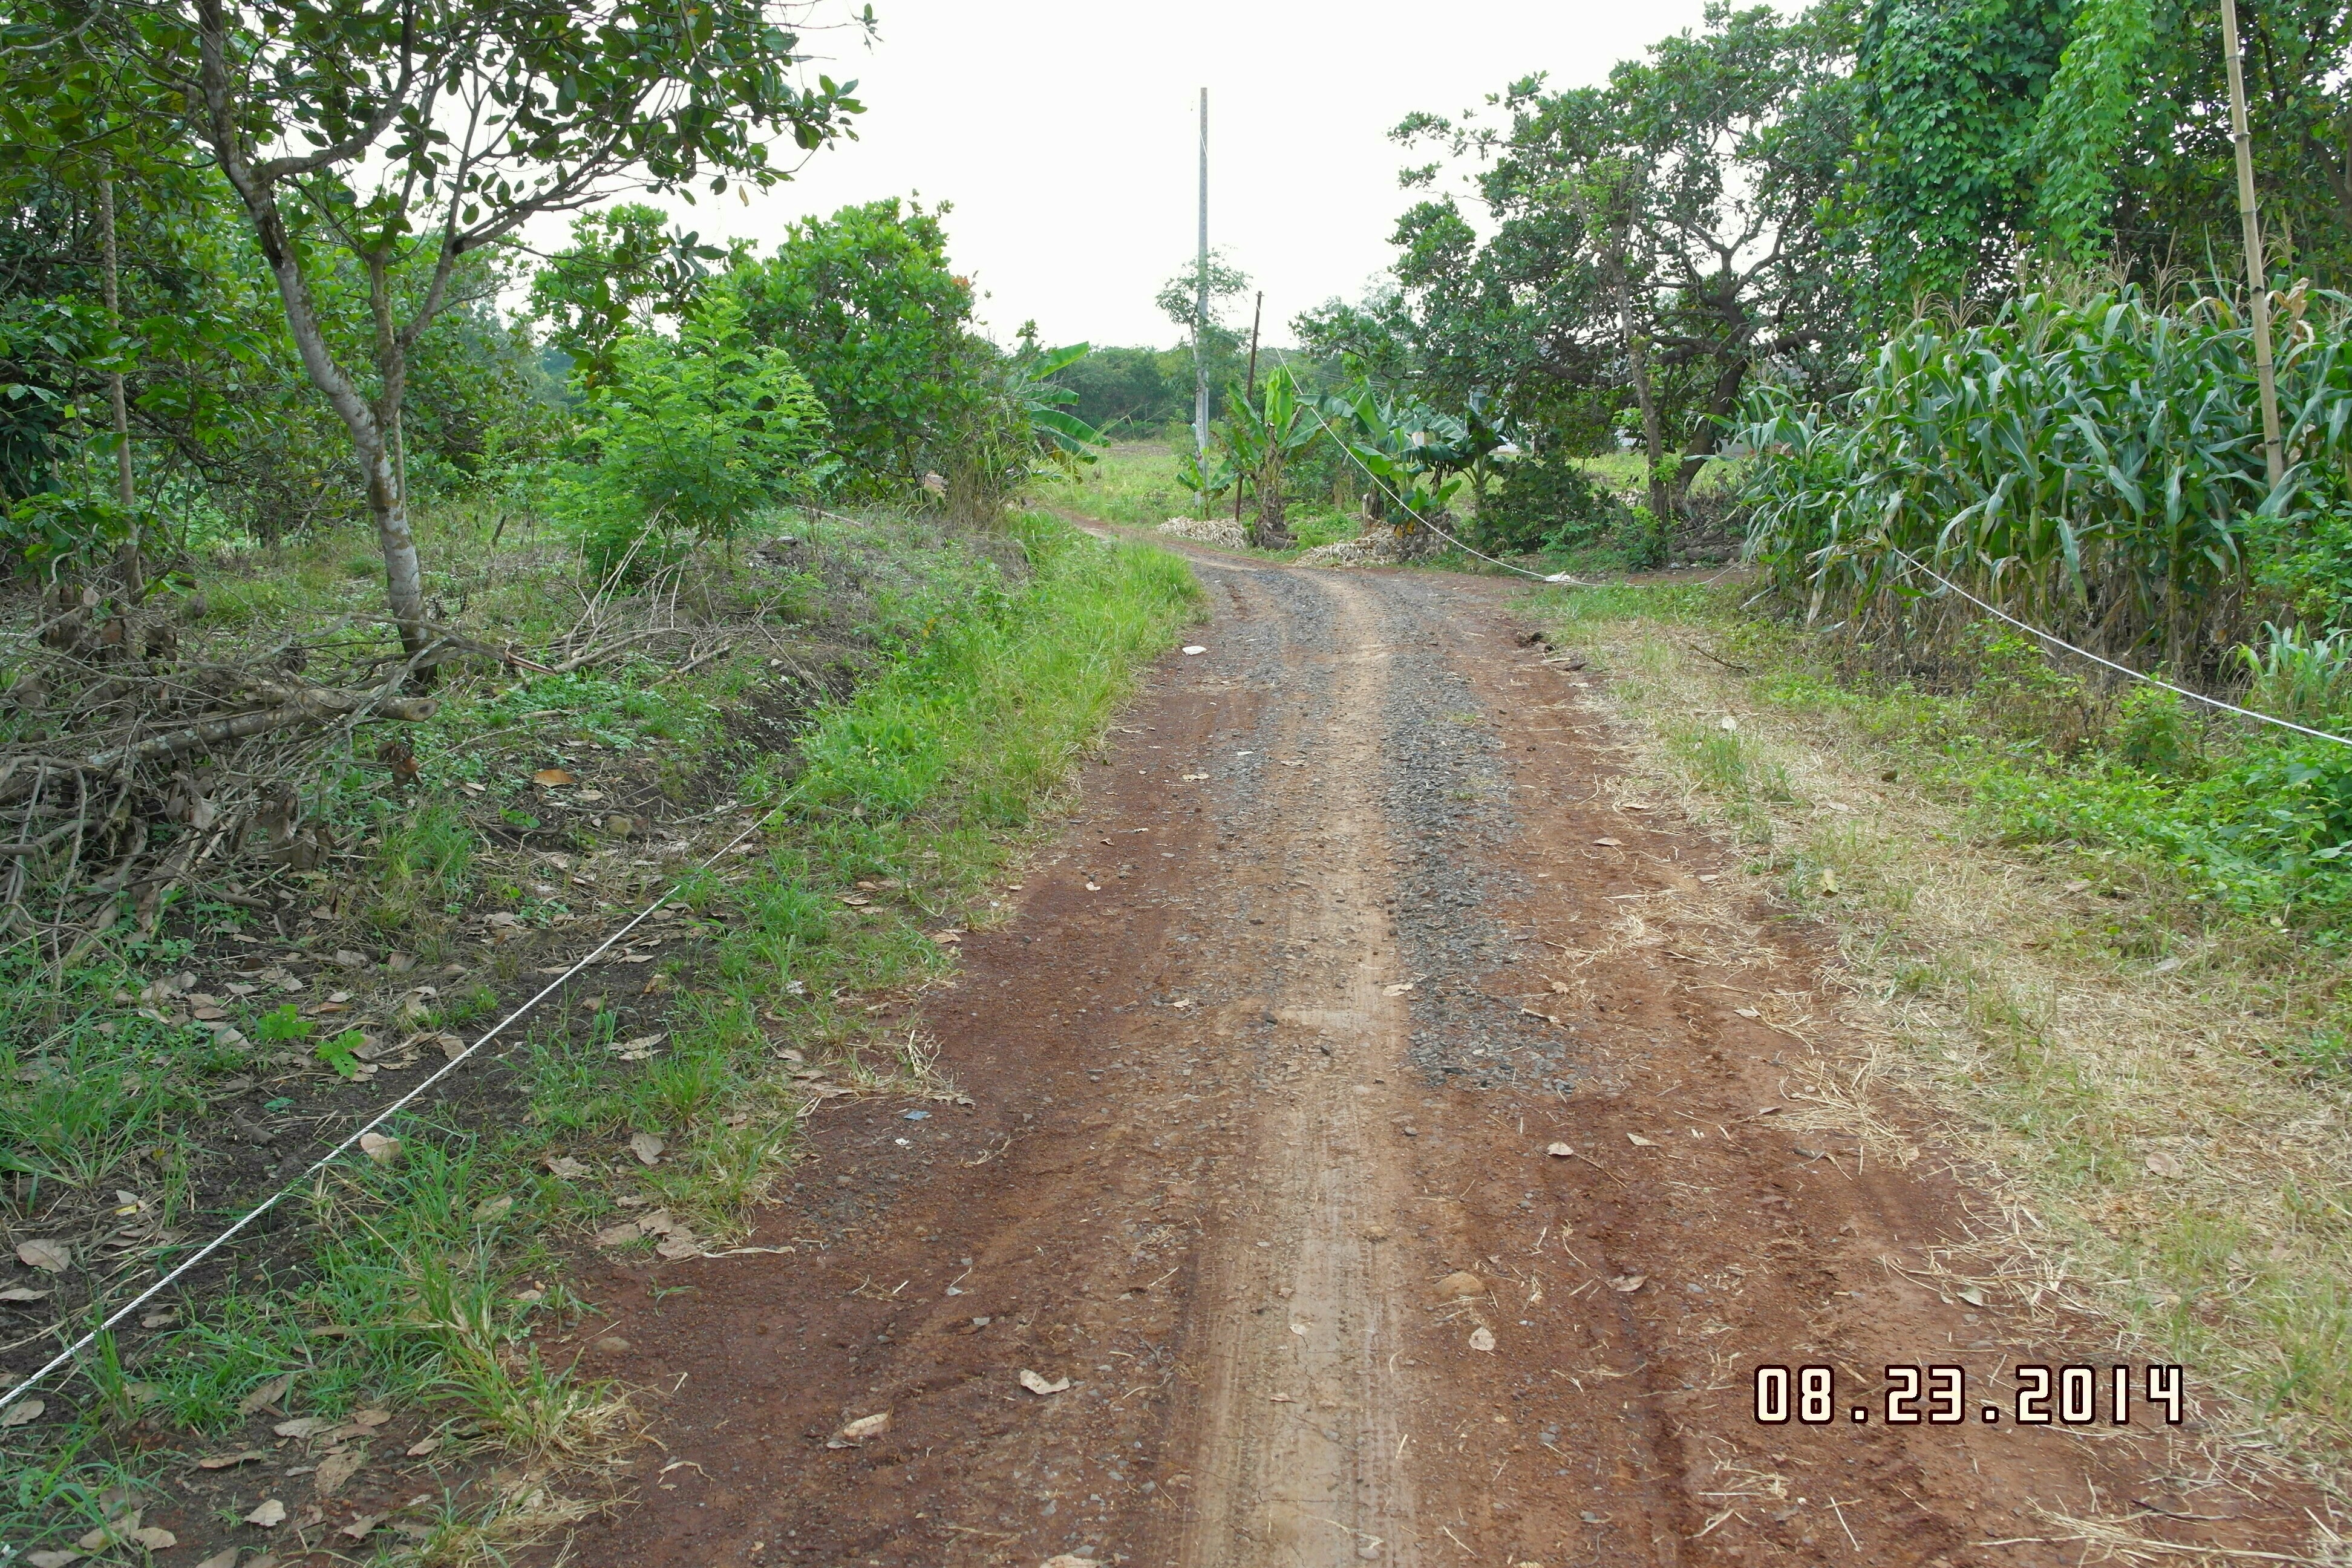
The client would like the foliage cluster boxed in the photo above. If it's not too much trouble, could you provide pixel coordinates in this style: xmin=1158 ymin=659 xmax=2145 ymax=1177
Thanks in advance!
xmin=1739 ymin=286 xmax=2352 ymax=671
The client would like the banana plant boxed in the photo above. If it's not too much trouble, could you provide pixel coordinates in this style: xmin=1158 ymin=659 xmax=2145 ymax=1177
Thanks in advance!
xmin=1005 ymin=339 xmax=1107 ymax=468
xmin=1223 ymin=367 xmax=1321 ymax=546
xmin=1316 ymin=384 xmax=1474 ymax=552
xmin=1174 ymin=443 xmax=1238 ymax=511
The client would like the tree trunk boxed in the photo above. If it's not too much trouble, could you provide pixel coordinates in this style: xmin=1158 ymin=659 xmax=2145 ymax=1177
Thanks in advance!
xmin=362 ymin=436 xmax=428 ymax=652
xmin=98 ymin=177 xmax=140 ymax=603
xmin=1249 ymin=463 xmax=1290 ymax=549
xmin=1670 ymin=356 xmax=1752 ymax=505
xmin=1608 ymin=232 xmax=1670 ymax=523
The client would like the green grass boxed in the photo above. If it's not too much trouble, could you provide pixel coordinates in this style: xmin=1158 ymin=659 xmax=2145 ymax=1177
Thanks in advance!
xmin=0 ymin=509 xmax=1201 ymax=1553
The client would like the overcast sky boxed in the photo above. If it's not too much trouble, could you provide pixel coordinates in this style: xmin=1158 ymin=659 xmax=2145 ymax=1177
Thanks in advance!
xmin=581 ymin=0 xmax=1715 ymax=350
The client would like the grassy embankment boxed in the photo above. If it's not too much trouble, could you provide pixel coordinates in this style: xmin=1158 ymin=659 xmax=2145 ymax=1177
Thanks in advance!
xmin=0 ymin=505 xmax=1200 ymax=1557
xmin=1535 ymin=580 xmax=2352 ymax=1474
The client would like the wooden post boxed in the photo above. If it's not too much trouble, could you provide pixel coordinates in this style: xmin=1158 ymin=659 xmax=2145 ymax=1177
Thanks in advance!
xmin=1236 ymin=292 xmax=1261 ymax=526
xmin=2221 ymin=0 xmax=2285 ymax=487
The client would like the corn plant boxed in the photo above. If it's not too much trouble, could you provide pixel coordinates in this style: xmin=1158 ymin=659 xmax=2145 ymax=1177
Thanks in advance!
xmin=1740 ymin=286 xmax=2352 ymax=676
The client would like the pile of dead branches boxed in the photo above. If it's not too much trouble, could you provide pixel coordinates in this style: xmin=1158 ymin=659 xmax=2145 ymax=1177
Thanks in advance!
xmin=0 ymin=579 xmax=448 ymax=964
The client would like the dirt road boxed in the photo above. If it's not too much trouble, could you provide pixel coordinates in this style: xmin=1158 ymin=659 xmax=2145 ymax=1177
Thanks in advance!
xmin=547 ymin=552 xmax=2311 ymax=1567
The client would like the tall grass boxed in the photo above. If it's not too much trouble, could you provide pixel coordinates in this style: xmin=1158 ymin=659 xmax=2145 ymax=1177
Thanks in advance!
xmin=1741 ymin=285 xmax=2352 ymax=677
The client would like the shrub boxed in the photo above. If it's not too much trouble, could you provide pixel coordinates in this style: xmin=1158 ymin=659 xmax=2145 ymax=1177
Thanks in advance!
xmin=562 ymin=294 xmax=828 ymax=581
xmin=1469 ymin=452 xmax=1630 ymax=555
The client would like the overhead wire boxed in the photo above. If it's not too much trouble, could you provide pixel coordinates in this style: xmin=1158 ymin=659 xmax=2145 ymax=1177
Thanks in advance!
xmin=1888 ymin=546 xmax=2351 ymax=750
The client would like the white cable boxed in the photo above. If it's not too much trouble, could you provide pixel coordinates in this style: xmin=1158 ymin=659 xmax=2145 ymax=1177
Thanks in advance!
xmin=1889 ymin=547 xmax=2352 ymax=750
xmin=1302 ymin=408 xmax=1587 ymax=584
xmin=0 ymin=808 xmax=778 ymax=1417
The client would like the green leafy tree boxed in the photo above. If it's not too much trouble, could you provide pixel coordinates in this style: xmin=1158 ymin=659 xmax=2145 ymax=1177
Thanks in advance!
xmin=1386 ymin=4 xmax=1857 ymax=518
xmin=565 ymin=293 xmax=828 ymax=580
xmin=726 ymin=199 xmax=979 ymax=497
xmin=44 ymin=0 xmax=864 ymax=659
xmin=529 ymin=204 xmax=745 ymax=392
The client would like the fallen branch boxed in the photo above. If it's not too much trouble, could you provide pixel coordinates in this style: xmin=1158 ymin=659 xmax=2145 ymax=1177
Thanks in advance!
xmin=85 ymin=694 xmax=437 ymax=771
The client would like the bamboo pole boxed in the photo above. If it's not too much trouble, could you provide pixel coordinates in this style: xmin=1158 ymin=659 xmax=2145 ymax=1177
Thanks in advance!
xmin=2221 ymin=0 xmax=2286 ymax=488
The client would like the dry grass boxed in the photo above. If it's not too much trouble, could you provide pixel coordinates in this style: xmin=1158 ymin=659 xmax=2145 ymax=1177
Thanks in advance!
xmin=1544 ymin=600 xmax=2352 ymax=1491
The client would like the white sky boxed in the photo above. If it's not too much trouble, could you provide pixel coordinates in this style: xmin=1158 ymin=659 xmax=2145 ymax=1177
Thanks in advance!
xmin=580 ymin=0 xmax=1713 ymax=351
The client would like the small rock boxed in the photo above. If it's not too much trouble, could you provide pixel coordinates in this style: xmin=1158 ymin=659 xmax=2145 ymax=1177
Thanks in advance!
xmin=1469 ymin=1326 xmax=1496 ymax=1352
xmin=1546 ymin=1142 xmax=1573 ymax=1158
xmin=595 ymin=1336 xmax=631 ymax=1356
xmin=829 ymin=1410 xmax=890 ymax=1447
xmin=1434 ymin=1272 xmax=1485 ymax=1301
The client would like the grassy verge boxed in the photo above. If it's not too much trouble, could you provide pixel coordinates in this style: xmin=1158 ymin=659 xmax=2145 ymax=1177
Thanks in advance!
xmin=1533 ymin=580 xmax=2352 ymax=1470
xmin=0 ymin=509 xmax=1200 ymax=1557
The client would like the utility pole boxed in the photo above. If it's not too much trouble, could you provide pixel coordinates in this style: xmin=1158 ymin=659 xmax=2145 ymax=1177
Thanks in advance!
xmin=1194 ymin=88 xmax=1210 ymax=512
xmin=2221 ymin=0 xmax=2285 ymax=488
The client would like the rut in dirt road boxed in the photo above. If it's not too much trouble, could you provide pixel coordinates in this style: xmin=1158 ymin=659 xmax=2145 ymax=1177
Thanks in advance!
xmin=543 ymin=550 xmax=2315 ymax=1568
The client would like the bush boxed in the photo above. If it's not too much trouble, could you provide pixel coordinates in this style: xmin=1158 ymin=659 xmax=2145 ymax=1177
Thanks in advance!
xmin=1471 ymin=452 xmax=1630 ymax=554
xmin=561 ymin=294 xmax=828 ymax=581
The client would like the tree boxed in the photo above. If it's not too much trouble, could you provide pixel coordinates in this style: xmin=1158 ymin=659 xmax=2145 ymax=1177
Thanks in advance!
xmin=529 ymin=204 xmax=745 ymax=392
xmin=62 ymin=0 xmax=864 ymax=660
xmin=726 ymin=199 xmax=978 ymax=498
xmin=1221 ymin=367 xmax=1318 ymax=547
xmin=565 ymin=292 xmax=828 ymax=580
xmin=1388 ymin=4 xmax=1858 ymax=517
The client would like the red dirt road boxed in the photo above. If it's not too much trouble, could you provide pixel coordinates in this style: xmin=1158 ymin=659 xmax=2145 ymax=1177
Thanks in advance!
xmin=543 ymin=552 xmax=2311 ymax=1567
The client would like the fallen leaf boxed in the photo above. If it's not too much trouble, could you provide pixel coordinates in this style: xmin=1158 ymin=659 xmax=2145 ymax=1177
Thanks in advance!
xmin=1181 ymin=645 xmax=1207 ymax=655
xmin=407 ymin=1435 xmax=443 ymax=1457
xmin=1718 ymin=716 xmax=1737 ymax=731
xmin=1018 ymin=1370 xmax=1072 ymax=1396
xmin=1434 ymin=1271 xmax=1485 ymax=1300
xmin=1816 ymin=868 xmax=1840 ymax=896
xmin=128 ymin=1528 xmax=176 ymax=1550
xmin=0 ymin=1398 xmax=44 ymax=1426
xmin=1609 ymin=1274 xmax=1647 ymax=1293
xmin=1956 ymin=1286 xmax=1989 ymax=1308
xmin=532 ymin=769 xmax=576 ymax=786
xmin=358 ymin=1131 xmax=400 ymax=1164
xmin=1083 ymin=881 xmax=1101 ymax=892
xmin=829 ymin=1411 xmax=890 ymax=1447
xmin=472 ymin=1195 xmax=514 ymax=1223
xmin=1267 ymin=1391 xmax=1293 ymax=1402
xmin=0 ymin=1285 xmax=50 ymax=1302
xmin=627 ymin=1132 xmax=665 ymax=1166
xmin=1733 ymin=1007 xmax=1760 ymax=1019
xmin=544 ymin=1155 xmax=589 ymax=1179
xmin=2152 ymin=956 xmax=2185 ymax=975
xmin=16 ymin=1239 xmax=69 ymax=1272
xmin=238 ymin=1372 xmax=294 ymax=1414
xmin=313 ymin=1446 xmax=364 ymax=1495
xmin=655 ymin=1234 xmax=702 ymax=1261
xmin=2145 ymin=1151 xmax=2185 ymax=1178
xmin=595 ymin=1221 xmax=642 ymax=1248
xmin=346 ymin=1408 xmax=390 ymax=1430
xmin=27 ymin=1552 xmax=85 ymax=1568
xmin=340 ymin=1512 xmax=383 ymax=1541
xmin=1627 ymin=1134 xmax=1658 ymax=1148
xmin=1381 ymin=981 xmax=1416 ymax=996
xmin=246 ymin=1498 xmax=288 ymax=1527
xmin=197 ymin=1552 xmax=243 ymax=1568
xmin=929 ymin=930 xmax=963 ymax=944
xmin=1468 ymin=1326 xmax=1497 ymax=1352
xmin=1041 ymin=1557 xmax=1102 ymax=1568
xmin=272 ymin=1416 xmax=333 ymax=1438
xmin=1546 ymin=1142 xmax=1574 ymax=1158
xmin=1519 ymin=1007 xmax=1561 ymax=1025
xmin=1548 ymin=979 xmax=1573 ymax=993
xmin=1592 ymin=836 xmax=1621 ymax=847
xmin=198 ymin=1449 xmax=270 ymax=1469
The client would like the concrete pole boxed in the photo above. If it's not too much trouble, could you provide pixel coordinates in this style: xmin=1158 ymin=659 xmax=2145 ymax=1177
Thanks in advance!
xmin=2221 ymin=0 xmax=2285 ymax=488
xmin=1194 ymin=87 xmax=1210 ymax=510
